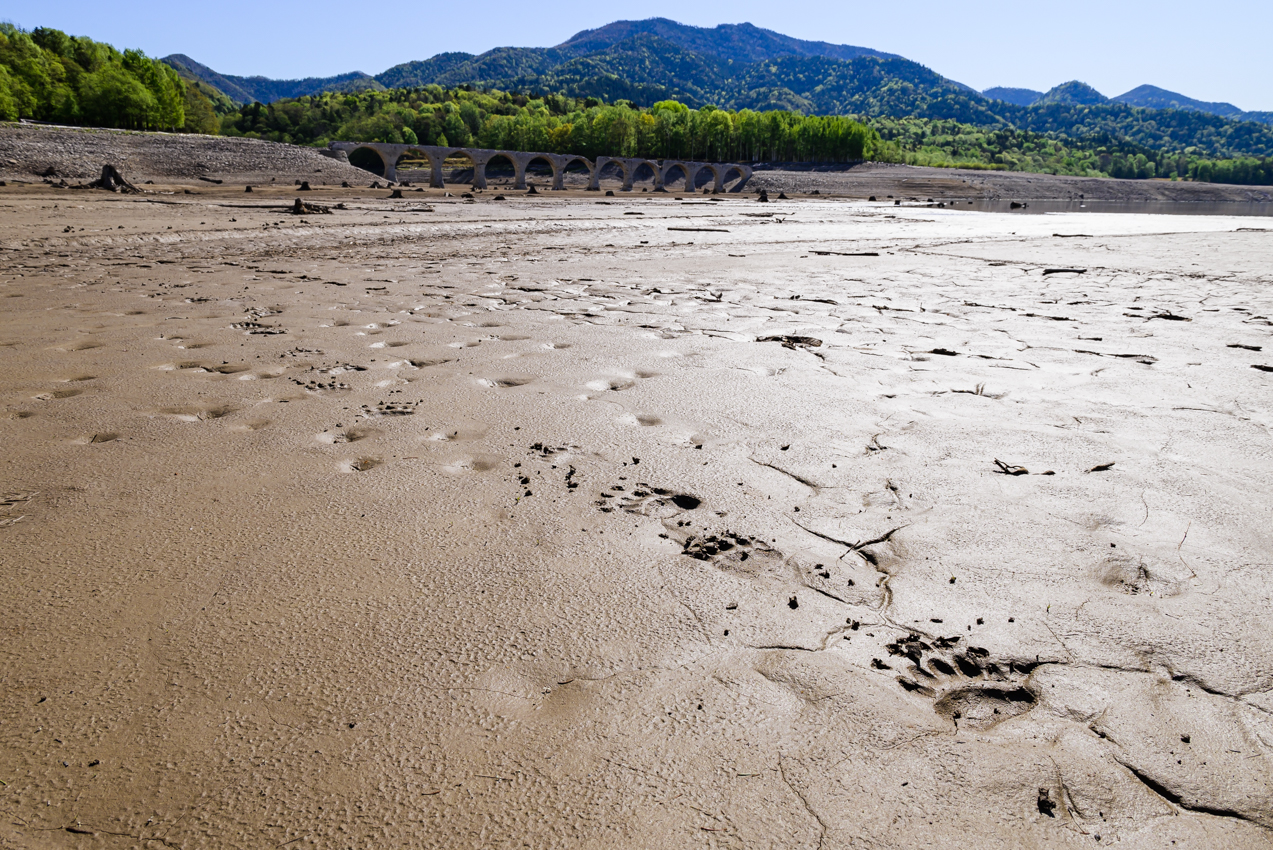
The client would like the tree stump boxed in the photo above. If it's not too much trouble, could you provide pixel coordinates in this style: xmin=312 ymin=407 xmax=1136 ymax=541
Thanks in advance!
xmin=89 ymin=165 xmax=140 ymax=194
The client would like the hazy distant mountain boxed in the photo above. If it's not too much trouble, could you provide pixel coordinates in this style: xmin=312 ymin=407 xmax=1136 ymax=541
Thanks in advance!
xmin=981 ymin=82 xmax=1271 ymax=127
xmin=1036 ymin=81 xmax=1108 ymax=106
xmin=983 ymin=87 xmax=1042 ymax=107
xmin=163 ymin=53 xmax=384 ymax=104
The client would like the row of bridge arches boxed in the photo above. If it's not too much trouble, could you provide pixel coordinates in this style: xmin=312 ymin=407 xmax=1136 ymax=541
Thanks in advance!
xmin=331 ymin=142 xmax=752 ymax=193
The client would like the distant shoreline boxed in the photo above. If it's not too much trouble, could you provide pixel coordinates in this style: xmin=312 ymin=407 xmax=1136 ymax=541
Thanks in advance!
xmin=3 ymin=124 xmax=1270 ymax=204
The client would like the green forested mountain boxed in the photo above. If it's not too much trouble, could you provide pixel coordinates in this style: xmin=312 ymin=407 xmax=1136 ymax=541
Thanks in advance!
xmin=163 ymin=18 xmax=1273 ymax=161
xmin=554 ymin=19 xmax=900 ymax=64
xmin=1035 ymin=81 xmax=1108 ymax=106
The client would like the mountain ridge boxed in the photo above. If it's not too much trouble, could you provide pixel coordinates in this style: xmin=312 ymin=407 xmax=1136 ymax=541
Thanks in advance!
xmin=162 ymin=17 xmax=1273 ymax=158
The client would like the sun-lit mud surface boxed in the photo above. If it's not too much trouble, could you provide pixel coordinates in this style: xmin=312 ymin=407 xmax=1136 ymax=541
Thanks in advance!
xmin=1 ymin=188 xmax=1272 ymax=848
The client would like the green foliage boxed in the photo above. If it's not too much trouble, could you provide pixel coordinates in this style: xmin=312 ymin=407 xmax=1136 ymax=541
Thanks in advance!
xmin=362 ymin=32 xmax=1273 ymax=160
xmin=218 ymin=86 xmax=882 ymax=163
xmin=0 ymin=23 xmax=186 ymax=130
xmin=872 ymin=117 xmax=1273 ymax=185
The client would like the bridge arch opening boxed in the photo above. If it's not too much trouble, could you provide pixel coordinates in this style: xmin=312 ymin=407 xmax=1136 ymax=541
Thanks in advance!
xmin=523 ymin=154 xmax=555 ymax=188
xmin=721 ymin=166 xmax=747 ymax=192
xmin=441 ymin=150 xmax=479 ymax=187
xmin=560 ymin=157 xmax=591 ymax=189
xmin=483 ymin=153 xmax=518 ymax=187
xmin=596 ymin=160 xmax=627 ymax=190
xmin=694 ymin=166 xmax=719 ymax=192
xmin=663 ymin=163 xmax=694 ymax=192
xmin=348 ymin=146 xmax=388 ymax=177
xmin=631 ymin=162 xmax=658 ymax=190
xmin=394 ymin=149 xmax=433 ymax=185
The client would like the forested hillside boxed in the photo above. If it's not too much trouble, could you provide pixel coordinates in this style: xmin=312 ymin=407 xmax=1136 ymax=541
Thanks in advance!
xmin=0 ymin=24 xmax=220 ymax=133
xmin=0 ymin=23 xmax=218 ymax=131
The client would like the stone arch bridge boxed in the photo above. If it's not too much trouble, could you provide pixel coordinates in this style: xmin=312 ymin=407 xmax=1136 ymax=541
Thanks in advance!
xmin=326 ymin=141 xmax=753 ymax=193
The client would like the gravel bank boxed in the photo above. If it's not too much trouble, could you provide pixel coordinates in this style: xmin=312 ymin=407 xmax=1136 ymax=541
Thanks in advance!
xmin=0 ymin=123 xmax=376 ymax=185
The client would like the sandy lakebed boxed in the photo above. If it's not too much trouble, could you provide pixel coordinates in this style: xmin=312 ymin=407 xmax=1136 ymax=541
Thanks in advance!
xmin=1 ymin=181 xmax=1272 ymax=849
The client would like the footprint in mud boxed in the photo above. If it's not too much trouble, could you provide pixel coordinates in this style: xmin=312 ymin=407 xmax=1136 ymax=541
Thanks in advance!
xmin=58 ymin=340 xmax=101 ymax=351
xmin=318 ymin=426 xmax=375 ymax=444
xmin=341 ymin=457 xmax=383 ymax=473
xmin=1096 ymin=553 xmax=1187 ymax=597
xmin=60 ymin=374 xmax=96 ymax=383
xmin=369 ymin=340 xmax=410 ymax=349
xmin=6 ymin=411 xmax=35 ymax=420
xmin=71 ymin=432 xmax=119 ymax=444
xmin=586 ymin=376 xmax=636 ymax=392
xmin=542 ymin=342 xmax=571 ymax=350
xmin=406 ymin=358 xmax=453 ymax=369
xmin=883 ymin=632 xmax=1037 ymax=729
xmin=442 ymin=454 xmax=503 ymax=474
xmin=617 ymin=412 xmax=664 ymax=427
xmin=230 ymin=420 xmax=271 ymax=432
xmin=429 ymin=422 xmax=490 ymax=443
xmin=477 ymin=376 xmax=536 ymax=388
xmin=34 ymin=388 xmax=83 ymax=400
xmin=158 ymin=404 xmax=238 ymax=422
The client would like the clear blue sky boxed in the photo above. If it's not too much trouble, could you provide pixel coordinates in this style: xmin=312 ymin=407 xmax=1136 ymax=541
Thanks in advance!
xmin=14 ymin=0 xmax=1273 ymax=110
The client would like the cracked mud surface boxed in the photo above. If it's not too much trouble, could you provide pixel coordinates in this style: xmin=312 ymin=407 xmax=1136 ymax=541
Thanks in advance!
xmin=1 ymin=183 xmax=1271 ymax=848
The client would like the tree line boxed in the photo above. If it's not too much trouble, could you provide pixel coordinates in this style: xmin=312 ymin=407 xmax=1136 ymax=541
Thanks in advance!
xmin=221 ymin=87 xmax=882 ymax=163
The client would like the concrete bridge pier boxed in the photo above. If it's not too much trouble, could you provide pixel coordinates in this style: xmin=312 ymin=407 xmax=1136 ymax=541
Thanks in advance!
xmin=425 ymin=151 xmax=446 ymax=188
xmin=590 ymin=156 xmax=617 ymax=192
xmin=467 ymin=153 xmax=490 ymax=190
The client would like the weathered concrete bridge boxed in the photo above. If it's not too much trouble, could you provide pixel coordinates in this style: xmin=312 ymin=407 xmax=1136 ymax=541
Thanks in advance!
xmin=326 ymin=141 xmax=752 ymax=193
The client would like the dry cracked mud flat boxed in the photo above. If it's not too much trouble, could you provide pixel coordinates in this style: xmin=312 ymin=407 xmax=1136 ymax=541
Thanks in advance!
xmin=1 ymin=186 xmax=1271 ymax=849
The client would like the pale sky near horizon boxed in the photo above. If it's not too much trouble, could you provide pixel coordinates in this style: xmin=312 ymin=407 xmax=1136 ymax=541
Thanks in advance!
xmin=13 ymin=1 xmax=1272 ymax=111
